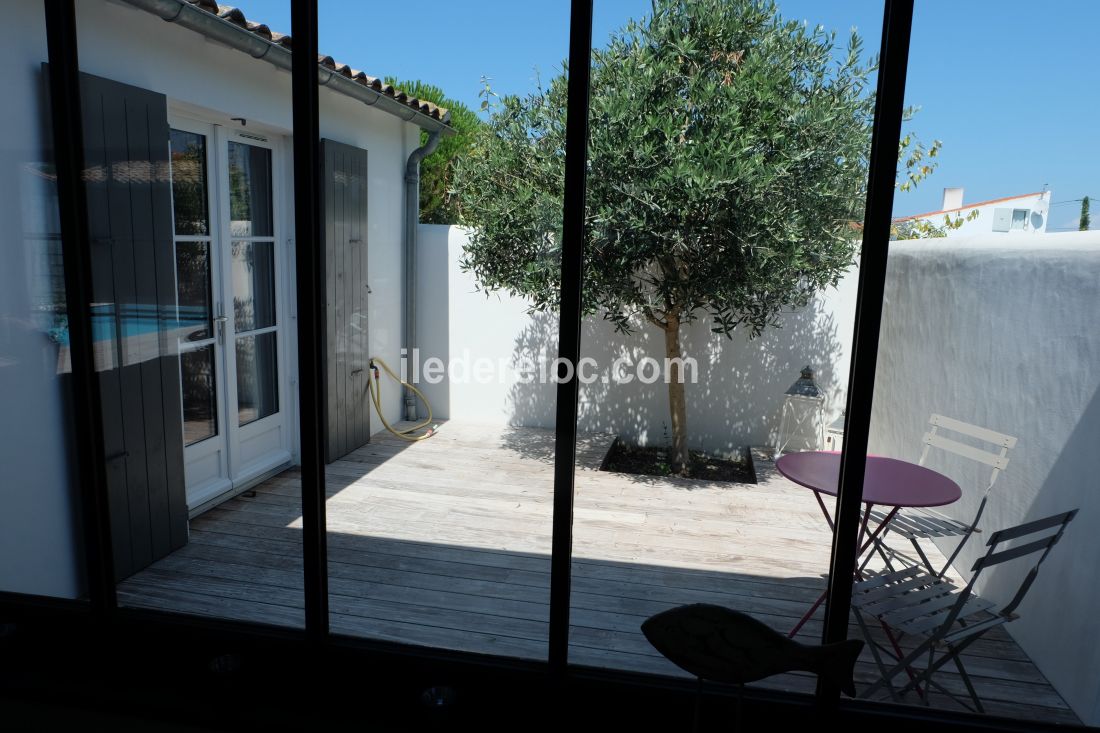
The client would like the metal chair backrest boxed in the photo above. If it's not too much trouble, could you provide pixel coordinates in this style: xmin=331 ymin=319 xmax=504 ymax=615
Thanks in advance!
xmin=918 ymin=414 xmax=1017 ymax=499
xmin=940 ymin=510 xmax=1077 ymax=631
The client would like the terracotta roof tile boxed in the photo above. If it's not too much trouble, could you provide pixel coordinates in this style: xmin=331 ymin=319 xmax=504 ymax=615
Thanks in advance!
xmin=244 ymin=21 xmax=271 ymax=41
xmin=178 ymin=1 xmax=450 ymax=123
xmin=216 ymin=6 xmax=246 ymax=27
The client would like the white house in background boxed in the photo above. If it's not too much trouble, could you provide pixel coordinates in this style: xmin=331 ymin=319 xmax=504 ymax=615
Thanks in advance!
xmin=2 ymin=0 xmax=451 ymax=595
xmin=894 ymin=187 xmax=1052 ymax=236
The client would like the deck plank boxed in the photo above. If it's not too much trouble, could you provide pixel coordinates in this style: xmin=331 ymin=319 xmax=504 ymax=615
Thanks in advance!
xmin=118 ymin=421 xmax=1077 ymax=723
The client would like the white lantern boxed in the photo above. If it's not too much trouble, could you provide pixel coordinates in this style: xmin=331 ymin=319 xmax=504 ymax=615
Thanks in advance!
xmin=775 ymin=366 xmax=825 ymax=455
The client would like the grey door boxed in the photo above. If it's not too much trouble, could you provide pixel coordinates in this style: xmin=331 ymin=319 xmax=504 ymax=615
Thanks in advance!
xmin=322 ymin=140 xmax=370 ymax=463
xmin=78 ymin=71 xmax=188 ymax=580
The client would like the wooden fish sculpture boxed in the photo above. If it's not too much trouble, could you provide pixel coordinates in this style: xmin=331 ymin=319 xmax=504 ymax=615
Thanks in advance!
xmin=642 ymin=604 xmax=864 ymax=696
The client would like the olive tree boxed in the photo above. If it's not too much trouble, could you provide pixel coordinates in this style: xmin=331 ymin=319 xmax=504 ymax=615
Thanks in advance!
xmin=455 ymin=0 xmax=876 ymax=473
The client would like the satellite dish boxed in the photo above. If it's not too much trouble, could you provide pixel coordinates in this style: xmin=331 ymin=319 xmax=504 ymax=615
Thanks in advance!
xmin=1032 ymin=194 xmax=1049 ymax=219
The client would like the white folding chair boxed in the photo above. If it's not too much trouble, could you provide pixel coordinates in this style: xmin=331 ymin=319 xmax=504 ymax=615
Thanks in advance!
xmin=852 ymin=510 xmax=1076 ymax=712
xmin=871 ymin=414 xmax=1017 ymax=577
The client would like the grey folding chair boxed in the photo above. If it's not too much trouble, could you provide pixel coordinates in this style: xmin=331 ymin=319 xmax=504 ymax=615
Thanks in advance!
xmin=852 ymin=509 xmax=1077 ymax=713
xmin=871 ymin=414 xmax=1017 ymax=577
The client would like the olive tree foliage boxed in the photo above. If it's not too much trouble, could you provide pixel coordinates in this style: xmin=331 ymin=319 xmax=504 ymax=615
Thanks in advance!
xmin=384 ymin=78 xmax=481 ymax=224
xmin=454 ymin=0 xmax=876 ymax=472
xmin=891 ymin=114 xmax=978 ymax=239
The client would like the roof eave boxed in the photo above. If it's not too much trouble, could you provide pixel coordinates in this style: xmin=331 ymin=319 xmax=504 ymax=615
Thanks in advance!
xmin=121 ymin=0 xmax=454 ymax=133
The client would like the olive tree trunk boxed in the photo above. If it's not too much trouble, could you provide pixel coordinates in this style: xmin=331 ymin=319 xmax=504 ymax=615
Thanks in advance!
xmin=663 ymin=313 xmax=690 ymax=474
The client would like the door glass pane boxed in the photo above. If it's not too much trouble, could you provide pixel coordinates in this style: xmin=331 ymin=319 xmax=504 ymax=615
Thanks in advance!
xmin=228 ymin=142 xmax=273 ymax=237
xmin=169 ymin=129 xmax=209 ymax=235
xmin=176 ymin=241 xmax=213 ymax=341
xmin=236 ymin=331 xmax=278 ymax=425
xmin=181 ymin=345 xmax=217 ymax=445
xmin=231 ymin=240 xmax=276 ymax=331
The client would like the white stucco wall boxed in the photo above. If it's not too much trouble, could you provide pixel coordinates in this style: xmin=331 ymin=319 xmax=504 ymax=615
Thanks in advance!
xmin=868 ymin=232 xmax=1100 ymax=725
xmin=416 ymin=224 xmax=859 ymax=454
xmin=0 ymin=0 xmax=421 ymax=596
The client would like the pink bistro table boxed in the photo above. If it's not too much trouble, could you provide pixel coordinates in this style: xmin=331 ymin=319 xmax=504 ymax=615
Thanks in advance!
xmin=775 ymin=451 xmax=962 ymax=638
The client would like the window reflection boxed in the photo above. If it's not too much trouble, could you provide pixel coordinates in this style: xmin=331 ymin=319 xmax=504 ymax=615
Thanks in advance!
xmin=227 ymin=142 xmax=272 ymax=237
xmin=176 ymin=241 xmax=213 ymax=341
xmin=236 ymin=331 xmax=278 ymax=426
xmin=169 ymin=129 xmax=209 ymax=236
xmin=180 ymin=345 xmax=217 ymax=445
xmin=231 ymin=241 xmax=276 ymax=332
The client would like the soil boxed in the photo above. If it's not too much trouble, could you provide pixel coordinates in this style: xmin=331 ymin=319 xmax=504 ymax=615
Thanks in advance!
xmin=601 ymin=440 xmax=756 ymax=483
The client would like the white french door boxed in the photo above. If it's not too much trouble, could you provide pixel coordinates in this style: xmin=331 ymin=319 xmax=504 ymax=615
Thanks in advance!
xmin=169 ymin=117 xmax=292 ymax=514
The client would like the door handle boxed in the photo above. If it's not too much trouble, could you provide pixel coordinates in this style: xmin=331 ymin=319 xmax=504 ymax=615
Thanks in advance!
xmin=214 ymin=315 xmax=228 ymax=344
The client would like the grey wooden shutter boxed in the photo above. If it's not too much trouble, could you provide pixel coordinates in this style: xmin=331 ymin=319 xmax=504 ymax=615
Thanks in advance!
xmin=78 ymin=71 xmax=188 ymax=580
xmin=321 ymin=140 xmax=370 ymax=463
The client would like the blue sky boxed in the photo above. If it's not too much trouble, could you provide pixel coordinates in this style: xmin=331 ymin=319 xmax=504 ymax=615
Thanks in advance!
xmin=260 ymin=1 xmax=1098 ymax=229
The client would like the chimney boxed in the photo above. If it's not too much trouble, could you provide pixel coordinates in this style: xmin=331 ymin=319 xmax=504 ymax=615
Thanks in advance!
xmin=942 ymin=187 xmax=964 ymax=211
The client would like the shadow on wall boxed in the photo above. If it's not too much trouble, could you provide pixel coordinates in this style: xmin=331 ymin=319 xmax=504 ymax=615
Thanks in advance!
xmin=506 ymin=298 xmax=847 ymax=455
xmin=865 ymin=236 xmax=1100 ymax=724
xmin=1004 ymin=384 xmax=1100 ymax=725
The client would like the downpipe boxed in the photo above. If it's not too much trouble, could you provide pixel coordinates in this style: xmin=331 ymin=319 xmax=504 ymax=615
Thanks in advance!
xmin=403 ymin=128 xmax=443 ymax=421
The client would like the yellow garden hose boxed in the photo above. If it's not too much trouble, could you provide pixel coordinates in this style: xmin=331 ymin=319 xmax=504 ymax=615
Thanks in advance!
xmin=367 ymin=356 xmax=437 ymax=441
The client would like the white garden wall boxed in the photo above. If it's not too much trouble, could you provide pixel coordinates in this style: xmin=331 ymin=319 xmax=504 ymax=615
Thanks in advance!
xmin=868 ymin=232 xmax=1100 ymax=725
xmin=416 ymin=224 xmax=858 ymax=454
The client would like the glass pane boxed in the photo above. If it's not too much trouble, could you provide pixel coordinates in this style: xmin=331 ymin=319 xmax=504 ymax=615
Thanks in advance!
xmin=180 ymin=345 xmax=217 ymax=445
xmin=176 ymin=241 xmax=213 ymax=341
xmin=568 ymin=0 xmax=882 ymax=694
xmin=231 ymin=240 xmax=276 ymax=332
xmin=227 ymin=141 xmax=273 ymax=237
xmin=2 ymin=5 xmax=84 ymax=597
xmin=862 ymin=0 xmax=1096 ymax=724
xmin=236 ymin=331 xmax=278 ymax=426
xmin=94 ymin=0 xmax=302 ymax=629
xmin=306 ymin=1 xmax=568 ymax=658
xmin=169 ymin=129 xmax=209 ymax=235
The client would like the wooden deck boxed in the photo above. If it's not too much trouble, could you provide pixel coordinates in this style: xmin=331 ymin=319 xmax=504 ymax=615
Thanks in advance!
xmin=118 ymin=422 xmax=1077 ymax=724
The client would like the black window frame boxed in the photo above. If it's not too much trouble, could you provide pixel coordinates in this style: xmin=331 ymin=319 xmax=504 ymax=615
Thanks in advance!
xmin=12 ymin=1 xmax=1079 ymax=730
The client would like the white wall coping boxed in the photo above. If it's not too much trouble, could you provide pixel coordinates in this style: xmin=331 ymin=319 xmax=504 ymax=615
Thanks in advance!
xmin=891 ymin=230 xmax=1100 ymax=253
